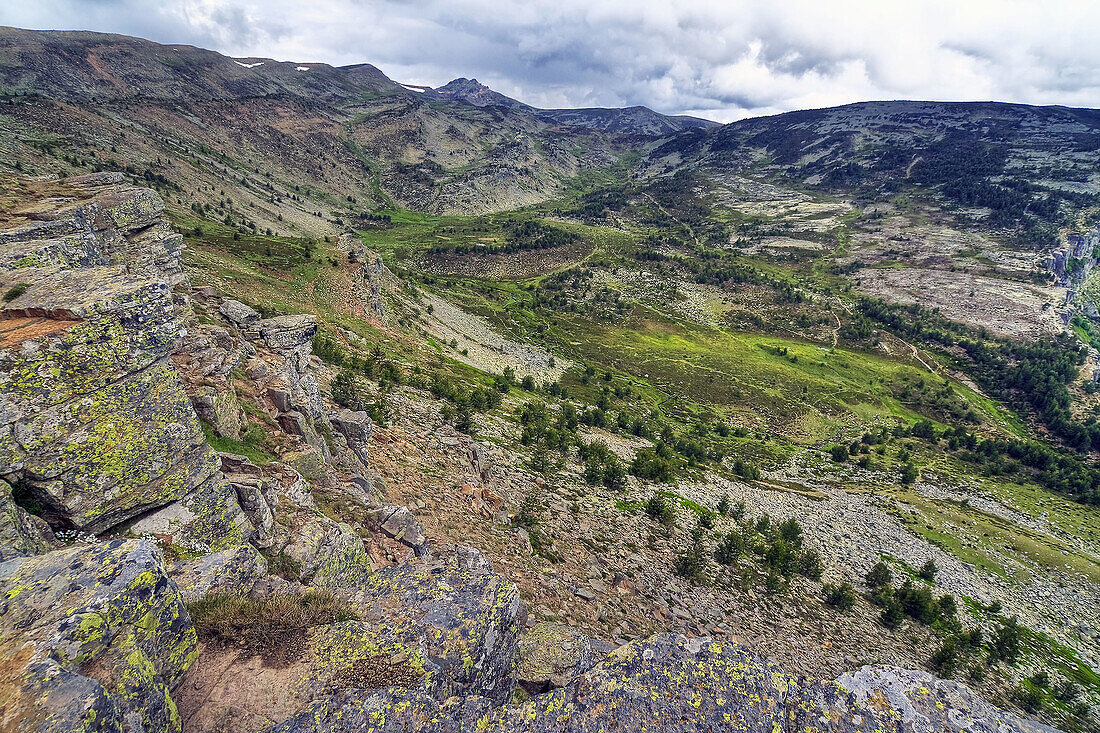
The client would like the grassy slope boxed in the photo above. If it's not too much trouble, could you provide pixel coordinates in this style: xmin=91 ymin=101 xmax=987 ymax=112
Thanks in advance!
xmin=174 ymin=198 xmax=1100 ymax=722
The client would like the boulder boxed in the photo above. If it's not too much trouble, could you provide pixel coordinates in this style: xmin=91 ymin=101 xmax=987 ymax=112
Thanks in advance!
xmin=797 ymin=665 xmax=1062 ymax=733
xmin=5 ymin=353 xmax=222 ymax=533
xmin=255 ymin=314 xmax=318 ymax=351
xmin=191 ymin=386 xmax=244 ymax=440
xmin=0 ymin=539 xmax=197 ymax=733
xmin=330 ymin=409 xmax=372 ymax=466
xmin=267 ymin=633 xmax=1062 ymax=733
xmin=0 ymin=178 xmax=245 ymax=542
xmin=218 ymin=298 xmax=261 ymax=327
xmin=351 ymin=546 xmax=525 ymax=703
xmin=167 ymin=544 xmax=268 ymax=602
xmin=375 ymin=504 xmax=428 ymax=556
xmin=281 ymin=515 xmax=372 ymax=588
xmin=269 ymin=687 xmax=493 ymax=733
xmin=516 ymin=622 xmax=603 ymax=694
xmin=231 ymin=475 xmax=277 ymax=548
xmin=128 ymin=472 xmax=255 ymax=552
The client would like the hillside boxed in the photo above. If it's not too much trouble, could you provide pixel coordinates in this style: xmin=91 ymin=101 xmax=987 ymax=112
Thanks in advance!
xmin=0 ymin=27 xmax=620 ymax=224
xmin=1 ymin=27 xmax=1099 ymax=733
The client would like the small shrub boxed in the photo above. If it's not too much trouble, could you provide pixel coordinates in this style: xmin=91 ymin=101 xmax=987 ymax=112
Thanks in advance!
xmin=918 ymin=558 xmax=937 ymax=581
xmin=1013 ymin=684 xmax=1042 ymax=714
xmin=989 ymin=616 xmax=1023 ymax=665
xmin=187 ymin=589 xmax=355 ymax=659
xmin=930 ymin=637 xmax=960 ymax=678
xmin=714 ymin=532 xmax=744 ymax=565
xmin=674 ymin=526 xmax=709 ymax=583
xmin=865 ymin=561 xmax=893 ymax=589
xmin=645 ymin=493 xmax=675 ymax=526
xmin=796 ymin=549 xmax=823 ymax=580
xmin=880 ymin=597 xmax=905 ymax=629
xmin=3 ymin=283 xmax=29 ymax=302
xmin=822 ymin=582 xmax=857 ymax=611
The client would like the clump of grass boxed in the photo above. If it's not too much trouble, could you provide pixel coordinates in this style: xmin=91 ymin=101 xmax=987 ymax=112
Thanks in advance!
xmin=187 ymin=589 xmax=356 ymax=663
xmin=3 ymin=283 xmax=29 ymax=302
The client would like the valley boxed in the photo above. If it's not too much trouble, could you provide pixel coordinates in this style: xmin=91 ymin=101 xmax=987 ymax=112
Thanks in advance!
xmin=1 ymin=25 xmax=1100 ymax=733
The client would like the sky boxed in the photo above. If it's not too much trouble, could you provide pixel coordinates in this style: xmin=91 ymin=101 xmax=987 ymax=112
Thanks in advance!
xmin=3 ymin=1 xmax=1100 ymax=123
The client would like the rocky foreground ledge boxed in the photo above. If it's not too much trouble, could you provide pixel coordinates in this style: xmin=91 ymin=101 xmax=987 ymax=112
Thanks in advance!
xmin=0 ymin=538 xmax=1057 ymax=733
xmin=0 ymin=176 xmax=1061 ymax=732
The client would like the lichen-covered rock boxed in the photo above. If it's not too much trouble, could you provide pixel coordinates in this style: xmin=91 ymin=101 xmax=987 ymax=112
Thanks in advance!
xmin=790 ymin=665 xmax=1062 ymax=733
xmin=495 ymin=634 xmax=793 ymax=732
xmin=6 ymin=358 xmax=221 ymax=532
xmin=0 ymin=539 xmax=197 ymax=732
xmin=281 ymin=515 xmax=372 ymax=588
xmin=351 ymin=546 xmax=525 ymax=704
xmin=191 ymin=386 xmax=244 ymax=440
xmin=516 ymin=622 xmax=602 ymax=695
xmin=167 ymin=544 xmax=268 ymax=602
xmin=128 ymin=472 xmax=255 ymax=552
xmin=0 ymin=478 xmax=57 ymax=560
xmin=268 ymin=687 xmax=495 ymax=733
xmin=0 ymin=176 xmax=250 ymax=543
xmin=267 ymin=633 xmax=1062 ymax=733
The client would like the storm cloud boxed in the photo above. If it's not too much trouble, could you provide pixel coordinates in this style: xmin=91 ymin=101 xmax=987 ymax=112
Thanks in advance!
xmin=3 ymin=0 xmax=1099 ymax=122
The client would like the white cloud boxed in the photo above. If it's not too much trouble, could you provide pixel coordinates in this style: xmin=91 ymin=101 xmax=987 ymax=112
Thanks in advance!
xmin=3 ymin=0 xmax=1100 ymax=121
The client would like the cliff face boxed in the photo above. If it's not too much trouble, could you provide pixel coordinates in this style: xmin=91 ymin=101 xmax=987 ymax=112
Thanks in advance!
xmin=0 ymin=173 xmax=248 ymax=550
xmin=0 ymin=177 xmax=1064 ymax=733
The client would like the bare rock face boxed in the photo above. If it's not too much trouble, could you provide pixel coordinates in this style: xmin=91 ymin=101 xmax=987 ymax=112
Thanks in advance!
xmin=0 ymin=539 xmax=198 ymax=733
xmin=0 ymin=175 xmax=251 ymax=551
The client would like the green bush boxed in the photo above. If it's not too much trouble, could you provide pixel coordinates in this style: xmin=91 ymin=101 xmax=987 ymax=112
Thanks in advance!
xmin=823 ymin=582 xmax=857 ymax=611
xmin=714 ymin=532 xmax=745 ymax=565
xmin=2 ymin=283 xmax=29 ymax=302
xmin=674 ymin=525 xmax=709 ymax=583
xmin=930 ymin=637 xmax=960 ymax=677
xmin=880 ymin=597 xmax=905 ymax=629
xmin=918 ymin=558 xmax=937 ymax=581
xmin=645 ymin=493 xmax=676 ymax=526
xmin=796 ymin=549 xmax=823 ymax=580
xmin=865 ymin=561 xmax=893 ymax=589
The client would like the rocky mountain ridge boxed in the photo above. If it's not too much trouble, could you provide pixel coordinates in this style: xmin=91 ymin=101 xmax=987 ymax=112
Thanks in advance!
xmin=432 ymin=77 xmax=719 ymax=135
xmin=0 ymin=177 xmax=1067 ymax=731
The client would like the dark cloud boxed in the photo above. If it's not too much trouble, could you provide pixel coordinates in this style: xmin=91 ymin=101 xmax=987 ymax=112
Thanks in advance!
xmin=3 ymin=1 xmax=1099 ymax=122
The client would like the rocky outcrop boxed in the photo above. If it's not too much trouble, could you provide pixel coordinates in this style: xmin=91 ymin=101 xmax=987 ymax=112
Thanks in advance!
xmin=0 ymin=174 xmax=251 ymax=552
xmin=351 ymin=546 xmax=526 ymax=704
xmin=0 ymin=539 xmax=197 ymax=733
xmin=272 ymin=633 xmax=1060 ymax=733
